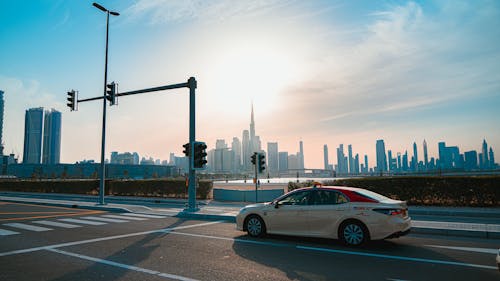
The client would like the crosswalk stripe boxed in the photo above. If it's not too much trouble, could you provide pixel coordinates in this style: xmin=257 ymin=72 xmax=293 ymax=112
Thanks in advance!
xmin=3 ymin=223 xmax=52 ymax=232
xmin=0 ymin=228 xmax=19 ymax=236
xmin=120 ymin=213 xmax=166 ymax=219
xmin=81 ymin=216 xmax=129 ymax=223
xmin=59 ymin=218 xmax=107 ymax=226
xmin=102 ymin=215 xmax=148 ymax=221
xmin=32 ymin=221 xmax=81 ymax=229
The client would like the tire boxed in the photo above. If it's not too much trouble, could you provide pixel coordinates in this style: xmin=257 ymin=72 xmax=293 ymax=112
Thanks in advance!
xmin=339 ymin=220 xmax=368 ymax=246
xmin=245 ymin=215 xmax=266 ymax=237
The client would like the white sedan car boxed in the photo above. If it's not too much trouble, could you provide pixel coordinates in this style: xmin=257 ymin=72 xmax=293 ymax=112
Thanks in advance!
xmin=236 ymin=185 xmax=411 ymax=246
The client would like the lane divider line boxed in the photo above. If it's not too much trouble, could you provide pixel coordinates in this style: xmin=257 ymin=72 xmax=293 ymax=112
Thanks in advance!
xmin=46 ymin=248 xmax=200 ymax=281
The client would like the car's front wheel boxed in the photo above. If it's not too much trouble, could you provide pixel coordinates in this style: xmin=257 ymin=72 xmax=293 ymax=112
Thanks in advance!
xmin=339 ymin=220 xmax=368 ymax=246
xmin=245 ymin=215 xmax=266 ymax=237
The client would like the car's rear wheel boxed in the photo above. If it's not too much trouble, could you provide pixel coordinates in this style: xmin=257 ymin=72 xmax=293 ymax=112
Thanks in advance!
xmin=339 ymin=220 xmax=368 ymax=246
xmin=245 ymin=215 xmax=266 ymax=237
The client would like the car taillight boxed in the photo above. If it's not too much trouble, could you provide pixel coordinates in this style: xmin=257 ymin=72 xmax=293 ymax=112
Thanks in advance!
xmin=373 ymin=208 xmax=404 ymax=216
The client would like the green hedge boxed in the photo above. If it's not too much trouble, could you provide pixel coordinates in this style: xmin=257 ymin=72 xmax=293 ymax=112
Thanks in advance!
xmin=0 ymin=179 xmax=212 ymax=199
xmin=311 ymin=176 xmax=499 ymax=207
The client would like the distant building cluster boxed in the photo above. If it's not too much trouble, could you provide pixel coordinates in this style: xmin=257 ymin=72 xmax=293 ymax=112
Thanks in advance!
xmin=330 ymin=139 xmax=497 ymax=176
xmin=23 ymin=107 xmax=62 ymax=165
xmin=202 ymin=104 xmax=305 ymax=176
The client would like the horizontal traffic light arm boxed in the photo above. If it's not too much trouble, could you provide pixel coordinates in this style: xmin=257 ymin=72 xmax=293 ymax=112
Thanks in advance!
xmin=76 ymin=79 xmax=195 ymax=103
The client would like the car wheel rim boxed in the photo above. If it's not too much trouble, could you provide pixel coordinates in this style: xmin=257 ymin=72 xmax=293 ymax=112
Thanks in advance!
xmin=344 ymin=224 xmax=363 ymax=245
xmin=247 ymin=218 xmax=262 ymax=236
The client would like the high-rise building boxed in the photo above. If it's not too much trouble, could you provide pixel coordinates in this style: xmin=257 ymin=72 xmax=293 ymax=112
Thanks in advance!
xmin=489 ymin=148 xmax=495 ymax=169
xmin=464 ymin=151 xmax=478 ymax=171
xmin=412 ymin=142 xmax=418 ymax=171
xmin=323 ymin=144 xmax=329 ymax=170
xmin=336 ymin=144 xmax=348 ymax=174
xmin=42 ymin=109 xmax=61 ymax=164
xmin=348 ymin=144 xmax=353 ymax=174
xmin=375 ymin=139 xmax=387 ymax=173
xmin=242 ymin=130 xmax=250 ymax=170
xmin=481 ymin=139 xmax=489 ymax=169
xmin=299 ymin=140 xmax=304 ymax=170
xmin=278 ymin=152 xmax=288 ymax=172
xmin=23 ymin=108 xmax=44 ymax=164
xmin=0 ymin=90 xmax=4 ymax=155
xmin=231 ymin=137 xmax=242 ymax=170
xmin=364 ymin=155 xmax=368 ymax=173
xmin=267 ymin=142 xmax=279 ymax=174
xmin=423 ymin=139 xmax=428 ymax=169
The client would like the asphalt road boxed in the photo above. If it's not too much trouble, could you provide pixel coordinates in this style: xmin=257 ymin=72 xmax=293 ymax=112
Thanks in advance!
xmin=0 ymin=202 xmax=498 ymax=281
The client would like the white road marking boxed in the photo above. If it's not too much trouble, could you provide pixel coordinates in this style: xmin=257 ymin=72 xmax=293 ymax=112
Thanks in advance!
xmin=102 ymin=214 xmax=148 ymax=221
xmin=3 ymin=223 xmax=52 ymax=232
xmin=0 ymin=220 xmax=225 ymax=257
xmin=425 ymin=245 xmax=498 ymax=255
xmin=164 ymin=231 xmax=498 ymax=271
xmin=120 ymin=213 xmax=167 ymax=219
xmin=0 ymin=228 xmax=19 ymax=236
xmin=32 ymin=221 xmax=81 ymax=229
xmin=58 ymin=218 xmax=107 ymax=226
xmin=47 ymin=248 xmax=200 ymax=281
xmin=80 ymin=216 xmax=129 ymax=223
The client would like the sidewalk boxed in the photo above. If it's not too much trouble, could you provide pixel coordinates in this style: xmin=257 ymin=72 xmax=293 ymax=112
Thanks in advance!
xmin=1 ymin=192 xmax=499 ymax=239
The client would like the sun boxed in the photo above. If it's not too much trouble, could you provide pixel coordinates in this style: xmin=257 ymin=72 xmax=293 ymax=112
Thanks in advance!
xmin=204 ymin=44 xmax=300 ymax=115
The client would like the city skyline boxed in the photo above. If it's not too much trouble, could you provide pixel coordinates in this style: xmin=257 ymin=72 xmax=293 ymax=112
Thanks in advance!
xmin=1 ymin=1 xmax=499 ymax=168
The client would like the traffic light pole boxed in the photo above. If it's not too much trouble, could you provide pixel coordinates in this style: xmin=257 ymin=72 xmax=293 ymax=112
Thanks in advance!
xmin=254 ymin=157 xmax=259 ymax=203
xmin=187 ymin=77 xmax=198 ymax=212
xmin=98 ymin=11 xmax=110 ymax=205
xmin=72 ymin=78 xmax=198 ymax=208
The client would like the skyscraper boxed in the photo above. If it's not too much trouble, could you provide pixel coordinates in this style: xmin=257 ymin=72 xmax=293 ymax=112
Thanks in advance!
xmin=299 ymin=140 xmax=304 ymax=170
xmin=348 ymin=144 xmax=353 ymax=174
xmin=42 ymin=109 xmax=62 ymax=164
xmin=278 ymin=151 xmax=288 ymax=172
xmin=267 ymin=142 xmax=279 ymax=174
xmin=0 ymin=90 xmax=4 ymax=155
xmin=242 ymin=130 xmax=250 ymax=170
xmin=323 ymin=144 xmax=329 ymax=170
xmin=231 ymin=137 xmax=242 ymax=170
xmin=376 ymin=139 xmax=387 ymax=173
xmin=423 ymin=139 xmax=428 ymax=170
xmin=412 ymin=142 xmax=418 ymax=171
xmin=481 ymin=139 xmax=489 ymax=169
xmin=23 ymin=108 xmax=44 ymax=164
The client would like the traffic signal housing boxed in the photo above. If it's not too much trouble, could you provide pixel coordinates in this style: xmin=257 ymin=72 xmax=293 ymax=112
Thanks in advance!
xmin=258 ymin=153 xmax=266 ymax=173
xmin=251 ymin=153 xmax=257 ymax=165
xmin=193 ymin=141 xmax=207 ymax=169
xmin=67 ymin=90 xmax=78 ymax=111
xmin=106 ymin=82 xmax=117 ymax=105
xmin=182 ymin=143 xmax=190 ymax=157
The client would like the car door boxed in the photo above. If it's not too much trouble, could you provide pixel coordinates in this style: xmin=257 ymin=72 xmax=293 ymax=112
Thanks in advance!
xmin=265 ymin=190 xmax=312 ymax=236
xmin=307 ymin=189 xmax=350 ymax=237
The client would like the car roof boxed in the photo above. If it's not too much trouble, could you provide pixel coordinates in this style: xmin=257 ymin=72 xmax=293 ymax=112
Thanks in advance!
xmin=293 ymin=186 xmax=364 ymax=192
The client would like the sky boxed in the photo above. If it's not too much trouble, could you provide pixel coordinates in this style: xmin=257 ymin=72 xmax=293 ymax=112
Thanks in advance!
xmin=1 ymin=0 xmax=499 ymax=169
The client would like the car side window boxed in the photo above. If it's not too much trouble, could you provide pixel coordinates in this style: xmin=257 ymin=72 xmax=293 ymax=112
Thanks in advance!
xmin=278 ymin=191 xmax=311 ymax=205
xmin=313 ymin=190 xmax=349 ymax=205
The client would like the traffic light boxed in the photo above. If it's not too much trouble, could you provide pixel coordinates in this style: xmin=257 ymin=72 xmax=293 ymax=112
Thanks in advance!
xmin=193 ymin=141 xmax=207 ymax=169
xmin=106 ymin=82 xmax=117 ymax=105
xmin=258 ymin=153 xmax=266 ymax=173
xmin=67 ymin=90 xmax=77 ymax=111
xmin=182 ymin=143 xmax=190 ymax=157
xmin=251 ymin=153 xmax=257 ymax=165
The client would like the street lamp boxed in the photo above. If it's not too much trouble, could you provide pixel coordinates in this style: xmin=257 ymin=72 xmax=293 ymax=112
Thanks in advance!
xmin=93 ymin=2 xmax=119 ymax=205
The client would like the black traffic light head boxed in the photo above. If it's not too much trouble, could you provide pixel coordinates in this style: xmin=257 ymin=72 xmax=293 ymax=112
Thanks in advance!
xmin=251 ymin=153 xmax=257 ymax=165
xmin=193 ymin=141 xmax=208 ymax=169
xmin=106 ymin=82 xmax=117 ymax=105
xmin=66 ymin=90 xmax=78 ymax=111
xmin=182 ymin=143 xmax=190 ymax=157
xmin=258 ymin=153 xmax=266 ymax=173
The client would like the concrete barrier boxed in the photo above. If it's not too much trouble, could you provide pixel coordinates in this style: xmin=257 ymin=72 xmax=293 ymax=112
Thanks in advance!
xmin=213 ymin=188 xmax=284 ymax=203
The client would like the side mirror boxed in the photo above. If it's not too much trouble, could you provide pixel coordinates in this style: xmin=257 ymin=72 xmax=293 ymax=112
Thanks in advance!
xmin=274 ymin=202 xmax=280 ymax=209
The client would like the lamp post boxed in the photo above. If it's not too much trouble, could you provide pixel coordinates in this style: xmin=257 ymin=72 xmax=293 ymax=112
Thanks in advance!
xmin=93 ymin=2 xmax=119 ymax=205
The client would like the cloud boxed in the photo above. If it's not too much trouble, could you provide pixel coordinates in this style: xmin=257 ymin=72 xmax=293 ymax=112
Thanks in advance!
xmin=124 ymin=0 xmax=294 ymax=25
